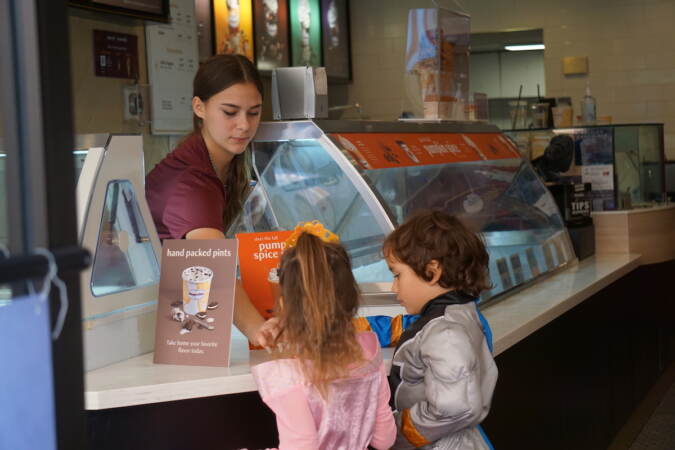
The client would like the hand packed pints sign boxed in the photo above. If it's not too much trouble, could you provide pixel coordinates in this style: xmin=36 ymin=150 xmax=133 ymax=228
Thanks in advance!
xmin=330 ymin=132 xmax=521 ymax=170
xmin=154 ymin=239 xmax=237 ymax=367
xmin=236 ymin=231 xmax=293 ymax=321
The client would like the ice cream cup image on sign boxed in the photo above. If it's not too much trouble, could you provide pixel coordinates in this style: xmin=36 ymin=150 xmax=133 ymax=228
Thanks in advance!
xmin=336 ymin=135 xmax=371 ymax=169
xmin=181 ymin=266 xmax=214 ymax=316
xmin=395 ymin=140 xmax=420 ymax=163
xmin=268 ymin=267 xmax=281 ymax=312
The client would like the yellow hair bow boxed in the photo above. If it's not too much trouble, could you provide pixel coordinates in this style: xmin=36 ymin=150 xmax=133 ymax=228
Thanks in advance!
xmin=284 ymin=220 xmax=340 ymax=248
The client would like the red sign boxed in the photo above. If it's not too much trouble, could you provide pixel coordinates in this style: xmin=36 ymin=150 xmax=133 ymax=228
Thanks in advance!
xmin=330 ymin=132 xmax=520 ymax=170
xmin=93 ymin=30 xmax=139 ymax=79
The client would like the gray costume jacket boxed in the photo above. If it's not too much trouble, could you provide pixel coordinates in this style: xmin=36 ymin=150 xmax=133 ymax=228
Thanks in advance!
xmin=389 ymin=292 xmax=498 ymax=449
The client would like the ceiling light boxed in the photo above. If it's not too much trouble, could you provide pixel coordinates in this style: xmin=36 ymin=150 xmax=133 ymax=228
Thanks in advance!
xmin=505 ymin=44 xmax=545 ymax=51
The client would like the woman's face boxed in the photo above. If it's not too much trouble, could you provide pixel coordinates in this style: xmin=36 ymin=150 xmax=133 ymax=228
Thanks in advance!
xmin=193 ymin=82 xmax=263 ymax=156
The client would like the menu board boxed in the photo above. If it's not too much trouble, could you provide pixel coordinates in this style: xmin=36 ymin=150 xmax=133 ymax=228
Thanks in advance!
xmin=69 ymin=0 xmax=169 ymax=21
xmin=145 ymin=0 xmax=198 ymax=134
xmin=93 ymin=30 xmax=139 ymax=79
xmin=94 ymin=0 xmax=164 ymax=14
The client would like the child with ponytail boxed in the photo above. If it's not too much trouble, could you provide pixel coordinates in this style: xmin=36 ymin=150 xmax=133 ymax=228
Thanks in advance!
xmin=251 ymin=231 xmax=396 ymax=450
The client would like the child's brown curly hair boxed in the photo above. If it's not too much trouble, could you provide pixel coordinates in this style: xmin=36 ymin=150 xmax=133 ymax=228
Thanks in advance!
xmin=383 ymin=210 xmax=491 ymax=297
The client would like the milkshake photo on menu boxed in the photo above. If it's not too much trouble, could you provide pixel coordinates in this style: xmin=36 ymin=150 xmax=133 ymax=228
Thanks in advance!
xmin=214 ymin=0 xmax=255 ymax=60
xmin=289 ymin=0 xmax=321 ymax=67
xmin=254 ymin=0 xmax=289 ymax=71
xmin=321 ymin=0 xmax=351 ymax=80
xmin=154 ymin=239 xmax=238 ymax=367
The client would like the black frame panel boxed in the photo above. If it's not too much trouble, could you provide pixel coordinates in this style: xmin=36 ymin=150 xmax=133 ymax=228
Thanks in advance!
xmin=68 ymin=0 xmax=170 ymax=22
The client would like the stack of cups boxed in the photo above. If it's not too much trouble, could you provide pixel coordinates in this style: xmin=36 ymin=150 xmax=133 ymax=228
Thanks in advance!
xmin=552 ymin=105 xmax=573 ymax=128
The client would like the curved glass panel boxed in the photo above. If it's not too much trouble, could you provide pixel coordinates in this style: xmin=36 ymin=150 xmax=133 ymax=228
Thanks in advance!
xmin=235 ymin=123 xmax=575 ymax=302
xmin=228 ymin=139 xmax=391 ymax=283
xmin=90 ymin=180 xmax=160 ymax=297
xmin=364 ymin=159 xmax=571 ymax=300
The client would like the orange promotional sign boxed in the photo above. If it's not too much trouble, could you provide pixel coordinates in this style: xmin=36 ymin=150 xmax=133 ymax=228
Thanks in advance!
xmin=236 ymin=230 xmax=293 ymax=320
xmin=330 ymin=132 xmax=521 ymax=170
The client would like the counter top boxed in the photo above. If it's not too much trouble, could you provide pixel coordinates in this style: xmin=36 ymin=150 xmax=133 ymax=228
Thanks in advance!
xmin=592 ymin=204 xmax=675 ymax=265
xmin=592 ymin=203 xmax=675 ymax=216
xmin=85 ymin=253 xmax=641 ymax=410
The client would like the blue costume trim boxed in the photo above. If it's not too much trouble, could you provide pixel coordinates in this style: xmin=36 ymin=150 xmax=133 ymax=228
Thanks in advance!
xmin=364 ymin=315 xmax=419 ymax=347
xmin=477 ymin=424 xmax=495 ymax=450
xmin=475 ymin=301 xmax=495 ymax=448
xmin=475 ymin=306 xmax=494 ymax=354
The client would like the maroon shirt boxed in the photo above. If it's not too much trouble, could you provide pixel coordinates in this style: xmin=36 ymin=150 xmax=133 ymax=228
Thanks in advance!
xmin=146 ymin=133 xmax=226 ymax=240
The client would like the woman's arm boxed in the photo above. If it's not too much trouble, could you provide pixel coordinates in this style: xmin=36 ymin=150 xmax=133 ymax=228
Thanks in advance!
xmin=186 ymin=227 xmax=277 ymax=347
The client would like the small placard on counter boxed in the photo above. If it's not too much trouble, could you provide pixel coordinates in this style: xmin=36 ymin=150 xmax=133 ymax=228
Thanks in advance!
xmin=153 ymin=239 xmax=237 ymax=367
xmin=236 ymin=230 xmax=293 ymax=320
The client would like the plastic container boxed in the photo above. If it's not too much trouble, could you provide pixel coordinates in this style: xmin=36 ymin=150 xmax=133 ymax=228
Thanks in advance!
xmin=531 ymin=103 xmax=550 ymax=129
xmin=552 ymin=105 xmax=573 ymax=128
xmin=508 ymin=100 xmax=528 ymax=129
xmin=581 ymin=82 xmax=596 ymax=124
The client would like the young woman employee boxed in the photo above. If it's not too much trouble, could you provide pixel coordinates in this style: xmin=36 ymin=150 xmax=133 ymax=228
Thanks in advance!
xmin=146 ymin=54 xmax=276 ymax=346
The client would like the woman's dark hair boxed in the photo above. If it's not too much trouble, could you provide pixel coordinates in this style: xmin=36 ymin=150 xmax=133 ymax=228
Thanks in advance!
xmin=383 ymin=210 xmax=491 ymax=297
xmin=275 ymin=232 xmax=363 ymax=396
xmin=192 ymin=54 xmax=264 ymax=231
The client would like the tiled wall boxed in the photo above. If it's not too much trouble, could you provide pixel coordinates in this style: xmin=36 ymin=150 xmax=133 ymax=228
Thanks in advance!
xmin=348 ymin=0 xmax=675 ymax=160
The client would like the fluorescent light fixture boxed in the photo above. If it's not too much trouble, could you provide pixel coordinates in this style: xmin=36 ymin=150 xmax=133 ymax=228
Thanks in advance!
xmin=505 ymin=44 xmax=545 ymax=51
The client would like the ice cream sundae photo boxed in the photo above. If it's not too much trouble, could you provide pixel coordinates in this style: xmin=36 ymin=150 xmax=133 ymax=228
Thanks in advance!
xmin=298 ymin=0 xmax=312 ymax=65
xmin=219 ymin=0 xmax=250 ymax=56
xmin=326 ymin=0 xmax=339 ymax=50
xmin=260 ymin=0 xmax=283 ymax=62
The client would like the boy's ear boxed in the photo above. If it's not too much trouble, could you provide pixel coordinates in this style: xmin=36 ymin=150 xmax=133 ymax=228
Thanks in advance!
xmin=426 ymin=260 xmax=443 ymax=285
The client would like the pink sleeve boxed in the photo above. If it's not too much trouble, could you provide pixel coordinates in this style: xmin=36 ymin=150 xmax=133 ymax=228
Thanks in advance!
xmin=369 ymin=364 xmax=397 ymax=450
xmin=262 ymin=385 xmax=320 ymax=450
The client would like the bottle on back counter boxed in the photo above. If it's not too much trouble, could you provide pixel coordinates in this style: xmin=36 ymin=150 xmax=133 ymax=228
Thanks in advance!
xmin=581 ymin=82 xmax=596 ymax=124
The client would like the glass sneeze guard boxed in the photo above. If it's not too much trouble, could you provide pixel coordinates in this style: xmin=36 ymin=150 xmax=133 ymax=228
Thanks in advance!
xmin=229 ymin=120 xmax=576 ymax=304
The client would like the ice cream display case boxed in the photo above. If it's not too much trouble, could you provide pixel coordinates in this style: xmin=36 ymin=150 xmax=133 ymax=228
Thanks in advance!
xmin=227 ymin=120 xmax=576 ymax=304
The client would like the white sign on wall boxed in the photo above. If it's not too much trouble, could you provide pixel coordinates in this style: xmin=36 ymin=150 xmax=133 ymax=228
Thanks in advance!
xmin=145 ymin=0 xmax=199 ymax=135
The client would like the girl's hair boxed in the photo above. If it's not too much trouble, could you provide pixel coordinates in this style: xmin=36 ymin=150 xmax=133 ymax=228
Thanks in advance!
xmin=383 ymin=210 xmax=491 ymax=297
xmin=192 ymin=54 xmax=264 ymax=231
xmin=275 ymin=232 xmax=363 ymax=396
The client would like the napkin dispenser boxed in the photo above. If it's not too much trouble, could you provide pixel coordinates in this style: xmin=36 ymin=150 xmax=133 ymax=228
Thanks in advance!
xmin=272 ymin=66 xmax=328 ymax=120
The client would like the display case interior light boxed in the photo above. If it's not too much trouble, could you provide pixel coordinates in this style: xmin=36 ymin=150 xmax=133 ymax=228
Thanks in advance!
xmin=504 ymin=44 xmax=545 ymax=51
